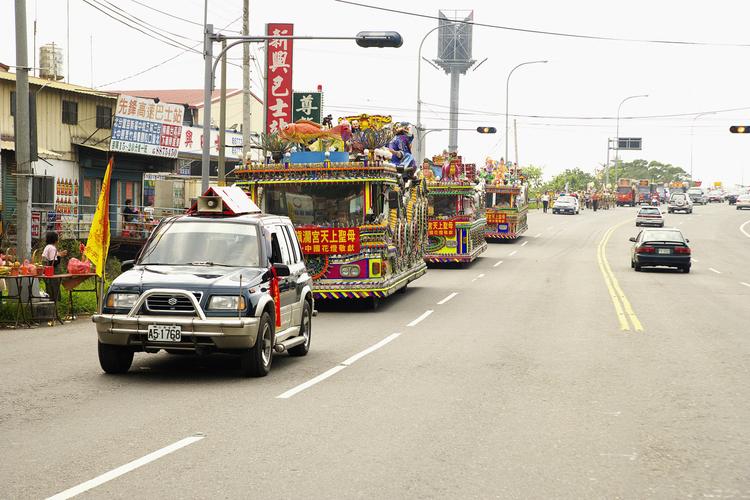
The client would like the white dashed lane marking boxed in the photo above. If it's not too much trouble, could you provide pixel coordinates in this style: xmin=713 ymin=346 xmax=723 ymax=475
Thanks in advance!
xmin=437 ymin=292 xmax=458 ymax=305
xmin=521 ymin=241 xmax=528 ymax=247
xmin=407 ymin=310 xmax=434 ymax=327
xmin=509 ymin=250 xmax=518 ymax=257
xmin=493 ymin=260 xmax=503 ymax=267
xmin=709 ymin=268 xmax=722 ymax=274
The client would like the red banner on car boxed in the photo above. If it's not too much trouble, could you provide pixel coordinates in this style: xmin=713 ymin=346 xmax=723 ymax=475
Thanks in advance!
xmin=428 ymin=220 xmax=456 ymax=237
xmin=265 ymin=23 xmax=294 ymax=134
xmin=295 ymin=227 xmax=360 ymax=255
xmin=486 ymin=212 xmax=507 ymax=224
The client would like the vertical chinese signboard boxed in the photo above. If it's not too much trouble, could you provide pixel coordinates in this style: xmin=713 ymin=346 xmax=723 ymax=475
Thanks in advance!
xmin=110 ymin=95 xmax=184 ymax=158
xmin=291 ymin=91 xmax=322 ymax=124
xmin=265 ymin=23 xmax=294 ymax=134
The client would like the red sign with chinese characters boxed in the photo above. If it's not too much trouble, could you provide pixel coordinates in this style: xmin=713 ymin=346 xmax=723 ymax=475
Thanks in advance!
xmin=486 ymin=212 xmax=507 ymax=224
xmin=295 ymin=227 xmax=360 ymax=255
xmin=265 ymin=23 xmax=294 ymax=134
xmin=428 ymin=220 xmax=456 ymax=237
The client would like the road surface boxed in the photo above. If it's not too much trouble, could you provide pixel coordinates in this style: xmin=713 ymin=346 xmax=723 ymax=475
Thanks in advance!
xmin=2 ymin=203 xmax=749 ymax=499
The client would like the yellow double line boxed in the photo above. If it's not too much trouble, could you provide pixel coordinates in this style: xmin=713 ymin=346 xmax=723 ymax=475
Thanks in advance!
xmin=597 ymin=221 xmax=643 ymax=332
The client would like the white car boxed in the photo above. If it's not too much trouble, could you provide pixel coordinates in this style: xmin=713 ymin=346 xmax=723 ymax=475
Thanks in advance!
xmin=736 ymin=194 xmax=750 ymax=210
xmin=635 ymin=206 xmax=665 ymax=227
xmin=553 ymin=195 xmax=579 ymax=215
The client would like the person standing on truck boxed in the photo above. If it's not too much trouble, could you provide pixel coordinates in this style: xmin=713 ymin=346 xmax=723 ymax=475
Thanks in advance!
xmin=541 ymin=192 xmax=550 ymax=213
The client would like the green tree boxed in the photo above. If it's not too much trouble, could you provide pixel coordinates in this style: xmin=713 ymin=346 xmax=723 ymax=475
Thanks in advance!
xmin=521 ymin=165 xmax=544 ymax=197
xmin=614 ymin=160 xmax=690 ymax=183
xmin=543 ymin=168 xmax=596 ymax=193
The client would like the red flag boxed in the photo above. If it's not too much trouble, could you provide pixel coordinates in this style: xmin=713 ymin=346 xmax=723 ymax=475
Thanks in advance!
xmin=270 ymin=267 xmax=281 ymax=328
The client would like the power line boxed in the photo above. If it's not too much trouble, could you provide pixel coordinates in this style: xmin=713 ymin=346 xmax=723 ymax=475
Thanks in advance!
xmin=97 ymin=15 xmax=243 ymax=88
xmin=81 ymin=0 xmax=201 ymax=54
xmin=125 ymin=0 xmax=239 ymax=33
xmin=94 ymin=0 xmax=202 ymax=44
xmin=335 ymin=0 xmax=750 ymax=48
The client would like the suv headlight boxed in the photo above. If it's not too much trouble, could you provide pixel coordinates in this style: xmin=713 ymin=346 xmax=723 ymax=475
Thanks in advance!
xmin=208 ymin=296 xmax=247 ymax=310
xmin=106 ymin=292 xmax=140 ymax=309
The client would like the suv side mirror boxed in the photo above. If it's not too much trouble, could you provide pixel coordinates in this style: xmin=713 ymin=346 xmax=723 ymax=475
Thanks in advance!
xmin=685 ymin=238 xmax=690 ymax=243
xmin=629 ymin=237 xmax=637 ymax=242
xmin=272 ymin=263 xmax=290 ymax=277
xmin=121 ymin=260 xmax=134 ymax=272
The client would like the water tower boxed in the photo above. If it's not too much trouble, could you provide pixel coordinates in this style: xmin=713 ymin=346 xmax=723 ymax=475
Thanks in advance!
xmin=434 ymin=10 xmax=475 ymax=152
xmin=39 ymin=43 xmax=64 ymax=81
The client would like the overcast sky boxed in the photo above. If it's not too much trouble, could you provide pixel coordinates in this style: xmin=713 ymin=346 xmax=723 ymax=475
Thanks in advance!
xmin=3 ymin=0 xmax=750 ymax=186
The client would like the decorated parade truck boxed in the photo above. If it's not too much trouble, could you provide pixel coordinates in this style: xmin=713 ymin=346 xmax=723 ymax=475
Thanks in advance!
xmin=616 ymin=178 xmax=637 ymax=206
xmin=236 ymin=153 xmax=428 ymax=305
xmin=484 ymin=183 xmax=528 ymax=241
xmin=423 ymin=153 xmax=487 ymax=264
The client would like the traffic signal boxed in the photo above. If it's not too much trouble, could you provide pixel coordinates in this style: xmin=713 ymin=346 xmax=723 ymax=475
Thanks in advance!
xmin=476 ymin=126 xmax=497 ymax=134
xmin=355 ymin=31 xmax=403 ymax=48
xmin=729 ymin=126 xmax=750 ymax=133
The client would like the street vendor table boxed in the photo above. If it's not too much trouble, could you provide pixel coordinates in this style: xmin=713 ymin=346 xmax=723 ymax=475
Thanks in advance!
xmin=55 ymin=273 xmax=99 ymax=320
xmin=0 ymin=273 xmax=99 ymax=328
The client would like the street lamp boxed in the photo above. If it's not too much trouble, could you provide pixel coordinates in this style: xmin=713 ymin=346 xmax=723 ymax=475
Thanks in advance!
xmin=613 ymin=94 xmax=648 ymax=185
xmin=201 ymin=27 xmax=403 ymax=191
xmin=415 ymin=24 xmax=446 ymax=164
xmin=690 ymin=111 xmax=715 ymax=182
xmin=505 ymin=60 xmax=547 ymax=164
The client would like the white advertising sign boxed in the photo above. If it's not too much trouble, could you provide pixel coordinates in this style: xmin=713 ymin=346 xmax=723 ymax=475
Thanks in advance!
xmin=110 ymin=95 xmax=184 ymax=158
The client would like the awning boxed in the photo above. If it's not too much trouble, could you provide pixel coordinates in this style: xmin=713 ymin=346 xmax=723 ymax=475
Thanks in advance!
xmin=1 ymin=140 xmax=64 ymax=159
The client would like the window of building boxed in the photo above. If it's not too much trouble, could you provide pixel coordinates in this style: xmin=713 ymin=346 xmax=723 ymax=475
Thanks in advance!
xmin=96 ymin=105 xmax=112 ymax=129
xmin=10 ymin=91 xmax=15 ymax=116
xmin=62 ymin=100 xmax=78 ymax=124
xmin=32 ymin=176 xmax=55 ymax=206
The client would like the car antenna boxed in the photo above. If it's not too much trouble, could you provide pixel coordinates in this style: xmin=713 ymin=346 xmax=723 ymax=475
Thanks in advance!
xmin=238 ymin=274 xmax=243 ymax=320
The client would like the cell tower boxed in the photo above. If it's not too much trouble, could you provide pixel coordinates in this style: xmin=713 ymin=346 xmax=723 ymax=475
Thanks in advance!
xmin=434 ymin=10 xmax=475 ymax=153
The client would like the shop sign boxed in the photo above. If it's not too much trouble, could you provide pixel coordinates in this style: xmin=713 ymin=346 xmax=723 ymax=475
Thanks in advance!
xmin=428 ymin=220 xmax=456 ymax=237
xmin=291 ymin=91 xmax=322 ymax=124
xmin=295 ymin=227 xmax=360 ymax=255
xmin=110 ymin=95 xmax=184 ymax=158
xmin=265 ymin=23 xmax=294 ymax=134
xmin=31 ymin=212 xmax=41 ymax=238
xmin=179 ymin=126 xmax=243 ymax=159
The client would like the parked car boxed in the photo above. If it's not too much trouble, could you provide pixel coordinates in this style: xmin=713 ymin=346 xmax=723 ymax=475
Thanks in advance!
xmin=635 ymin=206 xmax=665 ymax=227
xmin=736 ymin=194 xmax=750 ymax=210
xmin=552 ymin=195 xmax=579 ymax=214
xmin=668 ymin=193 xmax=693 ymax=214
xmin=630 ymin=228 xmax=691 ymax=273
xmin=687 ymin=188 xmax=707 ymax=205
xmin=93 ymin=187 xmax=314 ymax=377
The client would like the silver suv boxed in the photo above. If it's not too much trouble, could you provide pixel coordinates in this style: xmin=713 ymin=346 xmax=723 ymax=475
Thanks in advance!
xmin=668 ymin=193 xmax=693 ymax=214
xmin=93 ymin=188 xmax=313 ymax=377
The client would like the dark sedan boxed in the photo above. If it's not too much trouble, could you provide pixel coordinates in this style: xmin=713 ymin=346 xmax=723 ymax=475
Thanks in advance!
xmin=630 ymin=228 xmax=691 ymax=273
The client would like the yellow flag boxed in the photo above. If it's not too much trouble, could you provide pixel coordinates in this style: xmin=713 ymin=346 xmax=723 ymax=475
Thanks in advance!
xmin=85 ymin=157 xmax=113 ymax=278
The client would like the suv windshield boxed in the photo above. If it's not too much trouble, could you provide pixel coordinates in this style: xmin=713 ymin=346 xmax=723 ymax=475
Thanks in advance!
xmin=140 ymin=220 xmax=261 ymax=267
xmin=642 ymin=230 xmax=685 ymax=243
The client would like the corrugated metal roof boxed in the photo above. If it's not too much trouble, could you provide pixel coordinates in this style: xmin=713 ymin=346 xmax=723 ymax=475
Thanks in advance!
xmin=0 ymin=70 xmax=118 ymax=99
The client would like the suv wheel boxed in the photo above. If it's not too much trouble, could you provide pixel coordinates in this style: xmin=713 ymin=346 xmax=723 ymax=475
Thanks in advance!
xmin=98 ymin=342 xmax=134 ymax=374
xmin=682 ymin=265 xmax=691 ymax=274
xmin=288 ymin=301 xmax=312 ymax=357
xmin=240 ymin=312 xmax=273 ymax=377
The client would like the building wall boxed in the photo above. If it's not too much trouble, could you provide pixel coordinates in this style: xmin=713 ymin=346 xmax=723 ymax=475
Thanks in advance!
xmin=0 ymin=75 xmax=117 ymax=161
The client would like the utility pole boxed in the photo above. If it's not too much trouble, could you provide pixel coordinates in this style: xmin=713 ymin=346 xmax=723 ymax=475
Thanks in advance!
xmin=218 ymin=39 xmax=227 ymax=186
xmin=513 ymin=118 xmax=519 ymax=168
xmin=201 ymin=23 xmax=213 ymax=192
xmin=15 ymin=0 xmax=32 ymax=260
xmin=242 ymin=0 xmax=251 ymax=165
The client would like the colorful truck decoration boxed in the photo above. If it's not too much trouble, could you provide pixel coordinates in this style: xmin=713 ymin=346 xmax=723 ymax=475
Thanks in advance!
xmin=484 ymin=184 xmax=528 ymax=240
xmin=236 ymin=154 xmax=428 ymax=303
xmin=423 ymin=154 xmax=486 ymax=264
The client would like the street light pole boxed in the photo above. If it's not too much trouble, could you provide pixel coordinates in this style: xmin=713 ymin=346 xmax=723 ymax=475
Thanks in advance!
xmin=415 ymin=25 xmax=443 ymax=164
xmin=614 ymin=94 xmax=648 ymax=187
xmin=505 ymin=60 xmax=547 ymax=165
xmin=690 ymin=111 xmax=715 ymax=182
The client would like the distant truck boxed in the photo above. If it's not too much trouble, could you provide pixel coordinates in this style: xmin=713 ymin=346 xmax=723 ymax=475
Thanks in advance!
xmin=669 ymin=181 xmax=688 ymax=194
xmin=636 ymin=179 xmax=651 ymax=204
xmin=616 ymin=178 xmax=637 ymax=206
